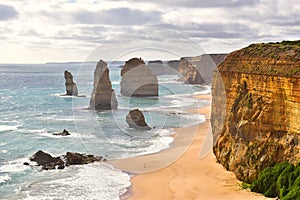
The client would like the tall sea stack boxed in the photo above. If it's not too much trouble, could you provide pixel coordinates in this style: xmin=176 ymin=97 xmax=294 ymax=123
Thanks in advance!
xmin=212 ymin=41 xmax=300 ymax=183
xmin=89 ymin=60 xmax=118 ymax=110
xmin=64 ymin=70 xmax=78 ymax=96
xmin=120 ymin=58 xmax=158 ymax=97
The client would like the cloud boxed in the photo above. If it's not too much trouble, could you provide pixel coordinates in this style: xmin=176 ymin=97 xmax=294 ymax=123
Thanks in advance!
xmin=0 ymin=0 xmax=299 ymax=63
xmin=72 ymin=8 xmax=160 ymax=25
xmin=0 ymin=4 xmax=18 ymax=21
xmin=107 ymin=0 xmax=260 ymax=8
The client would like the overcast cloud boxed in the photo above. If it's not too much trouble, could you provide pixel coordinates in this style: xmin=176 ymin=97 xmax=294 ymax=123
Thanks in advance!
xmin=0 ymin=4 xmax=18 ymax=21
xmin=0 ymin=0 xmax=299 ymax=63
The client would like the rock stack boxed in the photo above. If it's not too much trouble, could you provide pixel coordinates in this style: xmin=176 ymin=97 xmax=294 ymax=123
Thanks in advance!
xmin=148 ymin=60 xmax=165 ymax=75
xmin=166 ymin=60 xmax=180 ymax=74
xmin=89 ymin=60 xmax=118 ymax=110
xmin=64 ymin=70 xmax=78 ymax=96
xmin=178 ymin=54 xmax=227 ymax=84
xmin=120 ymin=58 xmax=158 ymax=97
xmin=178 ymin=57 xmax=205 ymax=84
xmin=126 ymin=109 xmax=151 ymax=130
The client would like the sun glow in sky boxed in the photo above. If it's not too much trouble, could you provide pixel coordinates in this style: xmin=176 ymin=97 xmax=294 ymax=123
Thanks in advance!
xmin=0 ymin=0 xmax=299 ymax=63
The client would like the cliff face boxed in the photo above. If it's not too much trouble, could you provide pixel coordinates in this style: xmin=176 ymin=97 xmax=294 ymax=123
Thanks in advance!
xmin=89 ymin=60 xmax=118 ymax=110
xmin=178 ymin=54 xmax=227 ymax=84
xmin=120 ymin=58 xmax=158 ymax=97
xmin=64 ymin=70 xmax=78 ymax=96
xmin=212 ymin=41 xmax=300 ymax=182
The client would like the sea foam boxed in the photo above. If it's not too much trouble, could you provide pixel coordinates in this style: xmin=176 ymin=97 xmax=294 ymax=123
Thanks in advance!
xmin=19 ymin=163 xmax=131 ymax=200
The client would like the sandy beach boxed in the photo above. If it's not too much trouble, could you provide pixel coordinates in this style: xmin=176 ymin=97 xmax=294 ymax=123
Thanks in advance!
xmin=110 ymin=94 xmax=272 ymax=200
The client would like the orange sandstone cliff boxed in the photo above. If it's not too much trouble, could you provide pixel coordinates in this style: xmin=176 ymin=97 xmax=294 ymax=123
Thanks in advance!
xmin=212 ymin=41 xmax=300 ymax=182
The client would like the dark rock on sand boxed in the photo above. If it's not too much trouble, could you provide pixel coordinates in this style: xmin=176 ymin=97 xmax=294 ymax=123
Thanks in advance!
xmin=64 ymin=70 xmax=78 ymax=96
xmin=126 ymin=109 xmax=151 ymax=130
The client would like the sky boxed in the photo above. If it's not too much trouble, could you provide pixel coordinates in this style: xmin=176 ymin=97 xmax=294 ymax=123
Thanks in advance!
xmin=0 ymin=0 xmax=299 ymax=63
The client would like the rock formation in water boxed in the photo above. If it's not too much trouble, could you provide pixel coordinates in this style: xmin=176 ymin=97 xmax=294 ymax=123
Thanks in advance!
xmin=120 ymin=58 xmax=158 ymax=97
xmin=29 ymin=150 xmax=102 ymax=170
xmin=89 ymin=60 xmax=118 ymax=110
xmin=178 ymin=54 xmax=227 ymax=84
xmin=64 ymin=70 xmax=78 ymax=96
xmin=211 ymin=41 xmax=300 ymax=183
xmin=148 ymin=60 xmax=165 ymax=75
xmin=148 ymin=60 xmax=181 ymax=75
xmin=53 ymin=129 xmax=70 ymax=136
xmin=166 ymin=60 xmax=180 ymax=74
xmin=126 ymin=109 xmax=151 ymax=130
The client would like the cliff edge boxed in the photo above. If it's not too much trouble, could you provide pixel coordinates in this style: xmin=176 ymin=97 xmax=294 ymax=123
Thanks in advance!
xmin=212 ymin=41 xmax=300 ymax=183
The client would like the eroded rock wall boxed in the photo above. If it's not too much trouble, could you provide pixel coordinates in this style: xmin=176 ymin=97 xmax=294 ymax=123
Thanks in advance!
xmin=212 ymin=42 xmax=300 ymax=182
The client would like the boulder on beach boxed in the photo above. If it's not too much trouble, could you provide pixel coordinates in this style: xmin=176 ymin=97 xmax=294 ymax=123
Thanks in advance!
xmin=64 ymin=70 xmax=78 ymax=96
xmin=126 ymin=109 xmax=151 ymax=130
xmin=120 ymin=58 xmax=158 ymax=97
xmin=29 ymin=150 xmax=102 ymax=170
xmin=53 ymin=129 xmax=70 ymax=136
xmin=89 ymin=60 xmax=118 ymax=110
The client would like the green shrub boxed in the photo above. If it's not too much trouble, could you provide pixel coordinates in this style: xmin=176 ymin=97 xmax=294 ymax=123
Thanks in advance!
xmin=251 ymin=162 xmax=300 ymax=199
xmin=241 ymin=182 xmax=250 ymax=190
xmin=282 ymin=187 xmax=300 ymax=200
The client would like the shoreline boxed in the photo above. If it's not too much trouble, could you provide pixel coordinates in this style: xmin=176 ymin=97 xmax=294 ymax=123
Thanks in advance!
xmin=110 ymin=94 xmax=272 ymax=200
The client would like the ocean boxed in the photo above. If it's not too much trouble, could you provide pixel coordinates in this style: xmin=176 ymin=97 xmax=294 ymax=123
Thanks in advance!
xmin=0 ymin=62 xmax=210 ymax=199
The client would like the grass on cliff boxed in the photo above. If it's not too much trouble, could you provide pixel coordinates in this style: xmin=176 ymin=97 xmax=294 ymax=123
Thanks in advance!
xmin=268 ymin=40 xmax=300 ymax=46
xmin=250 ymin=162 xmax=300 ymax=199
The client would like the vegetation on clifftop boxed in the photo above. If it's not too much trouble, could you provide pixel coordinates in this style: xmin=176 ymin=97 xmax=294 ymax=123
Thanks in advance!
xmin=218 ymin=40 xmax=300 ymax=77
xmin=250 ymin=162 xmax=300 ymax=199
xmin=268 ymin=40 xmax=300 ymax=46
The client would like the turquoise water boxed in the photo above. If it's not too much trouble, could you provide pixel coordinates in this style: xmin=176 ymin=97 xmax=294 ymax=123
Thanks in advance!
xmin=0 ymin=62 xmax=209 ymax=199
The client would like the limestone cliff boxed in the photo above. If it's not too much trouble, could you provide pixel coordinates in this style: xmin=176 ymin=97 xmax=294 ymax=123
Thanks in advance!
xmin=148 ymin=60 xmax=164 ymax=75
xmin=148 ymin=60 xmax=180 ymax=75
xmin=166 ymin=60 xmax=180 ymax=74
xmin=178 ymin=54 xmax=227 ymax=84
xmin=212 ymin=41 xmax=300 ymax=183
xmin=89 ymin=60 xmax=118 ymax=110
xmin=64 ymin=70 xmax=78 ymax=96
xmin=120 ymin=58 xmax=158 ymax=97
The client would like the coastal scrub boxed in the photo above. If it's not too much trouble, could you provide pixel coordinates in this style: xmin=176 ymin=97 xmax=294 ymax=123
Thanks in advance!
xmin=250 ymin=162 xmax=300 ymax=199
